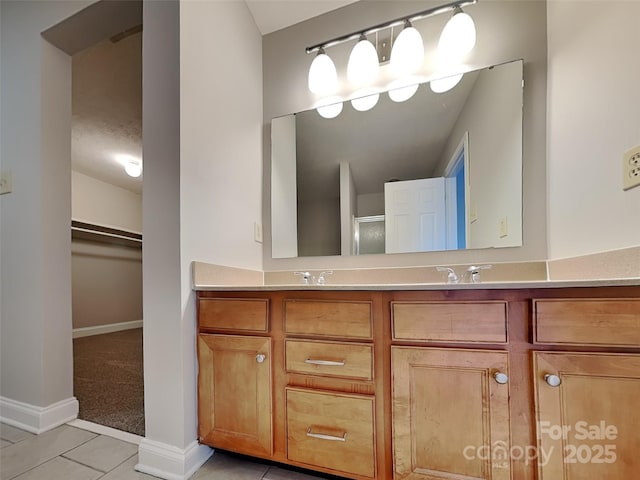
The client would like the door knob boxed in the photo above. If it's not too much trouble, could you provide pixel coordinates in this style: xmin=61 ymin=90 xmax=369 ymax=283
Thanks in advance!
xmin=256 ymin=354 xmax=266 ymax=363
xmin=544 ymin=373 xmax=561 ymax=387
xmin=494 ymin=372 xmax=509 ymax=384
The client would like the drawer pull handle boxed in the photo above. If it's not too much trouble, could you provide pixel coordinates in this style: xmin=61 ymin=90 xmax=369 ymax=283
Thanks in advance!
xmin=493 ymin=372 xmax=509 ymax=384
xmin=544 ymin=374 xmax=562 ymax=387
xmin=305 ymin=358 xmax=346 ymax=366
xmin=306 ymin=427 xmax=347 ymax=442
xmin=256 ymin=354 xmax=266 ymax=363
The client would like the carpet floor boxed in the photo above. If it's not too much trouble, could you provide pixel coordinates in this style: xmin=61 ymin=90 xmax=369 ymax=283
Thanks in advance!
xmin=73 ymin=328 xmax=145 ymax=436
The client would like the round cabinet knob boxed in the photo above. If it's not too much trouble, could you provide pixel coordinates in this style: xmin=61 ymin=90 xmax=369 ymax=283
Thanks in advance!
xmin=544 ymin=373 xmax=561 ymax=387
xmin=255 ymin=354 xmax=266 ymax=364
xmin=494 ymin=372 xmax=509 ymax=384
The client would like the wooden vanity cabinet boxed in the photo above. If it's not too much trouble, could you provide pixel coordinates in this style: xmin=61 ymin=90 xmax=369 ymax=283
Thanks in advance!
xmin=197 ymin=297 xmax=273 ymax=457
xmin=533 ymin=351 xmax=640 ymax=479
xmin=282 ymin=297 xmax=379 ymax=479
xmin=196 ymin=286 xmax=640 ymax=480
xmin=390 ymin=298 xmax=512 ymax=480
xmin=532 ymin=297 xmax=640 ymax=480
xmin=392 ymin=347 xmax=511 ymax=480
xmin=197 ymin=334 xmax=272 ymax=456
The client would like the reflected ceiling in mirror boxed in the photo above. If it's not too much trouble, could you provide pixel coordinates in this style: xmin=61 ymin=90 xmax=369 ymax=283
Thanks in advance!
xmin=271 ymin=59 xmax=523 ymax=259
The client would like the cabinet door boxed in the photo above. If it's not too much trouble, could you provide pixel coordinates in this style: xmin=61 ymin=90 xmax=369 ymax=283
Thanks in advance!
xmin=198 ymin=334 xmax=272 ymax=456
xmin=533 ymin=352 xmax=640 ymax=479
xmin=392 ymin=347 xmax=511 ymax=480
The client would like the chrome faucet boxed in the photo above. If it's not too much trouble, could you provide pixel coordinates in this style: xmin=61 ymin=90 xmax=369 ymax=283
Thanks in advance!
xmin=467 ymin=265 xmax=492 ymax=283
xmin=294 ymin=271 xmax=314 ymax=285
xmin=436 ymin=266 xmax=460 ymax=284
xmin=317 ymin=271 xmax=333 ymax=285
xmin=294 ymin=271 xmax=333 ymax=285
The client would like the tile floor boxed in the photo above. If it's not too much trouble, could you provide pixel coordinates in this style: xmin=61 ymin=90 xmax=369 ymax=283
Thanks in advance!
xmin=0 ymin=422 xmax=338 ymax=480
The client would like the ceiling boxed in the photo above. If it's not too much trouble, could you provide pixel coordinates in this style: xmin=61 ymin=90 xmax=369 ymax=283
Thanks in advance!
xmin=295 ymin=72 xmax=479 ymax=202
xmin=70 ymin=1 xmax=356 ymax=195
xmin=72 ymin=31 xmax=142 ymax=194
xmin=245 ymin=0 xmax=358 ymax=35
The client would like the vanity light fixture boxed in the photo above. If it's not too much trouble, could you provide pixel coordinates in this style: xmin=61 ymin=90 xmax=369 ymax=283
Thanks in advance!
xmin=438 ymin=5 xmax=477 ymax=61
xmin=351 ymin=90 xmax=380 ymax=111
xmin=347 ymin=34 xmax=379 ymax=87
xmin=308 ymin=47 xmax=338 ymax=96
xmin=306 ymin=0 xmax=477 ymax=108
xmin=316 ymin=97 xmax=343 ymax=119
xmin=430 ymin=72 xmax=464 ymax=93
xmin=388 ymin=79 xmax=420 ymax=102
xmin=390 ymin=20 xmax=424 ymax=76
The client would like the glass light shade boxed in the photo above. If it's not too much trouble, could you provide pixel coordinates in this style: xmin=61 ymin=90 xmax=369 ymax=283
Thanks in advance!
xmin=430 ymin=73 xmax=464 ymax=93
xmin=316 ymin=98 xmax=343 ymax=119
xmin=347 ymin=38 xmax=379 ymax=87
xmin=390 ymin=25 xmax=424 ymax=76
xmin=388 ymin=78 xmax=420 ymax=103
xmin=125 ymin=161 xmax=142 ymax=178
xmin=351 ymin=92 xmax=379 ymax=112
xmin=438 ymin=11 xmax=476 ymax=61
xmin=308 ymin=52 xmax=338 ymax=95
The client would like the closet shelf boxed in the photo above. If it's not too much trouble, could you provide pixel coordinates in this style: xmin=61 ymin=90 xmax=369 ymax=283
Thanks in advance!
xmin=71 ymin=220 xmax=142 ymax=249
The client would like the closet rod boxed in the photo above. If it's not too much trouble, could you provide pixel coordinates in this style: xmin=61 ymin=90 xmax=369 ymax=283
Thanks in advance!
xmin=71 ymin=226 xmax=143 ymax=244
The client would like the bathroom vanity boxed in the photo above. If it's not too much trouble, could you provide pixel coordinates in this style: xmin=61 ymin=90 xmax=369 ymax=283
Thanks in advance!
xmin=196 ymin=283 xmax=640 ymax=480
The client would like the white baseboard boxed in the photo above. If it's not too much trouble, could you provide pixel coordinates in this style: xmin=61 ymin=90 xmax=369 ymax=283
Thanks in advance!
xmin=136 ymin=438 xmax=213 ymax=480
xmin=73 ymin=319 xmax=143 ymax=338
xmin=0 ymin=396 xmax=78 ymax=434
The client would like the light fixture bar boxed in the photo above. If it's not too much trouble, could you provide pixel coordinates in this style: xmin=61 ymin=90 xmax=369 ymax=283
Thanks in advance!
xmin=305 ymin=0 xmax=476 ymax=54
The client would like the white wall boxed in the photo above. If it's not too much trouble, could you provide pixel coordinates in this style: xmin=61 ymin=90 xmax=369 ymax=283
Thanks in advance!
xmin=438 ymin=61 xmax=523 ymax=249
xmin=263 ymin=0 xmax=548 ymax=270
xmin=271 ymin=115 xmax=298 ymax=258
xmin=72 ymin=171 xmax=142 ymax=232
xmin=357 ymin=192 xmax=385 ymax=217
xmin=72 ymin=240 xmax=142 ymax=329
xmin=0 ymin=0 xmax=91 ymax=430
xmin=180 ymin=0 xmax=263 ymax=274
xmin=179 ymin=0 xmax=263 ymax=440
xmin=139 ymin=0 xmax=263 ymax=476
xmin=547 ymin=1 xmax=640 ymax=259
xmin=340 ymin=162 xmax=356 ymax=255
xmin=298 ymin=198 xmax=341 ymax=256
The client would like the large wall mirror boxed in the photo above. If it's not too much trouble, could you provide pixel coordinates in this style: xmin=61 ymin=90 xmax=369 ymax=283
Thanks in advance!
xmin=271 ymin=59 xmax=523 ymax=259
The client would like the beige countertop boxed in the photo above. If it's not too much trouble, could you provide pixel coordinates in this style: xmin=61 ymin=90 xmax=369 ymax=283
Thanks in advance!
xmin=194 ymin=278 xmax=640 ymax=291
xmin=192 ymin=249 xmax=640 ymax=291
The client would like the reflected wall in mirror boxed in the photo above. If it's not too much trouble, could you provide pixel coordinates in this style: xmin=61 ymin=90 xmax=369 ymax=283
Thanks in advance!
xmin=271 ymin=59 xmax=523 ymax=259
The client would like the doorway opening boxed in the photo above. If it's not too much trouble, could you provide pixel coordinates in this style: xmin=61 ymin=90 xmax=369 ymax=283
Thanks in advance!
xmin=444 ymin=131 xmax=470 ymax=250
xmin=42 ymin=0 xmax=145 ymax=437
xmin=70 ymin=24 xmax=144 ymax=437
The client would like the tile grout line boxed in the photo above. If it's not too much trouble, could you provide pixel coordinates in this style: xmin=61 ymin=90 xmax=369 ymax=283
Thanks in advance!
xmin=57 ymin=429 xmax=139 ymax=477
xmin=93 ymin=451 xmax=139 ymax=478
xmin=2 ymin=427 xmax=98 ymax=480
xmin=57 ymin=454 xmax=105 ymax=475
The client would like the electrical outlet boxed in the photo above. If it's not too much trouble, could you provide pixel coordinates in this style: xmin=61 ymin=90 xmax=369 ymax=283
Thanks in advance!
xmin=254 ymin=222 xmax=263 ymax=243
xmin=0 ymin=170 xmax=13 ymax=195
xmin=498 ymin=217 xmax=508 ymax=238
xmin=623 ymin=144 xmax=640 ymax=190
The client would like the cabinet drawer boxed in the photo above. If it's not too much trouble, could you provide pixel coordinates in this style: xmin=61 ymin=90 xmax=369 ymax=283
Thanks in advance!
xmin=286 ymin=388 xmax=375 ymax=478
xmin=533 ymin=298 xmax=640 ymax=347
xmin=285 ymin=340 xmax=373 ymax=381
xmin=284 ymin=300 xmax=372 ymax=339
xmin=199 ymin=298 xmax=268 ymax=332
xmin=392 ymin=301 xmax=508 ymax=343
